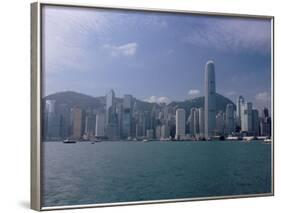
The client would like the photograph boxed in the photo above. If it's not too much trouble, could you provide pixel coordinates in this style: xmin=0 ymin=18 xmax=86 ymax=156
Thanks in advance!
xmin=39 ymin=4 xmax=273 ymax=209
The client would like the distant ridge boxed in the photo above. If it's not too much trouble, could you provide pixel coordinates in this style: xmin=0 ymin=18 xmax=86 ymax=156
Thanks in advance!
xmin=44 ymin=91 xmax=235 ymax=115
xmin=168 ymin=93 xmax=235 ymax=116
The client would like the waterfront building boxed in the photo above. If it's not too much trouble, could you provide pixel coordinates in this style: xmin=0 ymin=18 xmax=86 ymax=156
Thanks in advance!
xmin=105 ymin=90 xmax=116 ymax=125
xmin=71 ymin=107 xmax=83 ymax=140
xmin=198 ymin=107 xmax=204 ymax=137
xmin=252 ymin=109 xmax=259 ymax=136
xmin=155 ymin=125 xmax=161 ymax=139
xmin=45 ymin=100 xmax=60 ymax=139
xmin=175 ymin=108 xmax=186 ymax=140
xmin=236 ymin=96 xmax=245 ymax=127
xmin=260 ymin=117 xmax=271 ymax=136
xmin=95 ymin=112 xmax=106 ymax=137
xmin=146 ymin=129 xmax=154 ymax=139
xmin=263 ymin=107 xmax=269 ymax=118
xmin=241 ymin=102 xmax=253 ymax=133
xmin=57 ymin=103 xmax=70 ymax=139
xmin=105 ymin=90 xmax=119 ymax=140
xmin=216 ymin=111 xmax=224 ymax=135
xmin=189 ymin=108 xmax=199 ymax=136
xmin=160 ymin=124 xmax=170 ymax=139
xmin=121 ymin=95 xmax=133 ymax=139
xmin=225 ymin=104 xmax=235 ymax=135
xmin=84 ymin=110 xmax=96 ymax=139
xmin=204 ymin=60 xmax=216 ymax=139
xmin=260 ymin=107 xmax=271 ymax=136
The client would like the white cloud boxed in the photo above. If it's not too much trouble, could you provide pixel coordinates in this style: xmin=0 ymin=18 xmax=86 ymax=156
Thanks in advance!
xmin=188 ymin=89 xmax=200 ymax=96
xmin=255 ymin=92 xmax=271 ymax=102
xmin=103 ymin=43 xmax=138 ymax=57
xmin=144 ymin=96 xmax=170 ymax=104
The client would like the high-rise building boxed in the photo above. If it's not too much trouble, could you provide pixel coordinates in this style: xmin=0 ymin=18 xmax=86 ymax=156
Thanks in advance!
xmin=263 ymin=107 xmax=269 ymax=118
xmin=71 ymin=107 xmax=83 ymax=139
xmin=225 ymin=104 xmax=235 ymax=135
xmin=198 ymin=107 xmax=204 ymax=137
xmin=122 ymin=95 xmax=133 ymax=139
xmin=261 ymin=117 xmax=271 ymax=136
xmin=236 ymin=96 xmax=244 ymax=127
xmin=146 ymin=129 xmax=154 ymax=139
xmin=155 ymin=125 xmax=161 ymax=139
xmin=216 ymin=111 xmax=225 ymax=135
xmin=252 ymin=109 xmax=259 ymax=136
xmin=175 ymin=108 xmax=186 ymax=140
xmin=241 ymin=102 xmax=253 ymax=133
xmin=260 ymin=107 xmax=271 ymax=136
xmin=57 ymin=103 xmax=70 ymax=139
xmin=189 ymin=108 xmax=199 ymax=136
xmin=216 ymin=111 xmax=224 ymax=135
xmin=105 ymin=90 xmax=119 ymax=140
xmin=105 ymin=90 xmax=116 ymax=125
xmin=84 ymin=110 xmax=96 ymax=139
xmin=45 ymin=100 xmax=60 ymax=139
xmin=160 ymin=124 xmax=170 ymax=139
xmin=204 ymin=60 xmax=216 ymax=139
xmin=95 ymin=112 xmax=106 ymax=137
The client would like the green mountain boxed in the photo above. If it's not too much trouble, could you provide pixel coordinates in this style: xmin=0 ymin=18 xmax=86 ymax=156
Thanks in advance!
xmin=44 ymin=91 xmax=235 ymax=114
xmin=168 ymin=93 xmax=235 ymax=116
xmin=44 ymin=91 xmax=104 ymax=110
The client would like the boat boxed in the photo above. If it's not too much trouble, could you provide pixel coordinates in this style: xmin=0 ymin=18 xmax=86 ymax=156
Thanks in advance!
xmin=63 ymin=139 xmax=77 ymax=144
xmin=263 ymin=138 xmax=272 ymax=144
xmin=94 ymin=138 xmax=102 ymax=142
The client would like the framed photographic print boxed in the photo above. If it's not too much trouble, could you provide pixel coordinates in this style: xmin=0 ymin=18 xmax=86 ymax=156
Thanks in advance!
xmin=31 ymin=1 xmax=274 ymax=211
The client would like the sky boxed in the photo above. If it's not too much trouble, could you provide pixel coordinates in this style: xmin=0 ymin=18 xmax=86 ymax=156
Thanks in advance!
xmin=42 ymin=5 xmax=272 ymax=112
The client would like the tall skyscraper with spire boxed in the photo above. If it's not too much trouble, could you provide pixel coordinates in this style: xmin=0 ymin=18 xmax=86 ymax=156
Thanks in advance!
xmin=204 ymin=60 xmax=216 ymax=139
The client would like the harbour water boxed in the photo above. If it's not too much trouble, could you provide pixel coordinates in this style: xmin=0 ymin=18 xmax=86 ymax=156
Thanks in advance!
xmin=42 ymin=141 xmax=272 ymax=207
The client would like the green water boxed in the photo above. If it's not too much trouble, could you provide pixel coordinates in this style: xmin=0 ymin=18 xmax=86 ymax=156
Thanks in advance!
xmin=42 ymin=141 xmax=272 ymax=207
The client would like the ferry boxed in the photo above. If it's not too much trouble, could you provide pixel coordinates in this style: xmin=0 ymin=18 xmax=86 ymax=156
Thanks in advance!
xmin=63 ymin=139 xmax=77 ymax=144
xmin=263 ymin=138 xmax=272 ymax=144
xmin=243 ymin=136 xmax=254 ymax=142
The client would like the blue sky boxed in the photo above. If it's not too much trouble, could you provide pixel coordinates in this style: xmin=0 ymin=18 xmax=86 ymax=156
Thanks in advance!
xmin=42 ymin=5 xmax=272 ymax=112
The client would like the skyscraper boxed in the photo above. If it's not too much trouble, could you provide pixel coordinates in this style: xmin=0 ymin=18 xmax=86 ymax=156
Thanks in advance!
xmin=160 ymin=124 xmax=170 ymax=139
xmin=105 ymin=90 xmax=119 ymax=140
xmin=198 ymin=107 xmax=205 ymax=137
xmin=45 ymin=100 xmax=60 ymax=139
xmin=204 ymin=60 xmax=216 ymax=139
xmin=225 ymin=104 xmax=235 ymax=135
xmin=105 ymin=89 xmax=116 ymax=125
xmin=95 ymin=112 xmax=106 ymax=137
xmin=261 ymin=107 xmax=271 ymax=136
xmin=175 ymin=108 xmax=186 ymax=140
xmin=252 ymin=109 xmax=259 ymax=136
xmin=236 ymin=96 xmax=245 ymax=128
xmin=189 ymin=108 xmax=199 ymax=136
xmin=216 ymin=111 xmax=224 ymax=135
xmin=71 ymin=107 xmax=83 ymax=140
xmin=241 ymin=102 xmax=253 ymax=133
xmin=122 ymin=95 xmax=133 ymax=139
xmin=84 ymin=110 xmax=96 ymax=139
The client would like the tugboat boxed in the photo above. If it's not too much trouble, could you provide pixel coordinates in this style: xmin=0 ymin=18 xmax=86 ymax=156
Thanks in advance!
xmin=63 ymin=139 xmax=77 ymax=144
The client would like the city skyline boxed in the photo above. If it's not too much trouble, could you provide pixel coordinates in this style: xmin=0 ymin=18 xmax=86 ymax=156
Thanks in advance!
xmin=42 ymin=5 xmax=272 ymax=112
xmin=43 ymin=60 xmax=272 ymax=141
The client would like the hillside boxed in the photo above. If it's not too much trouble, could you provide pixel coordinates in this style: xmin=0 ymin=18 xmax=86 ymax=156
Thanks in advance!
xmin=44 ymin=91 xmax=235 ymax=114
